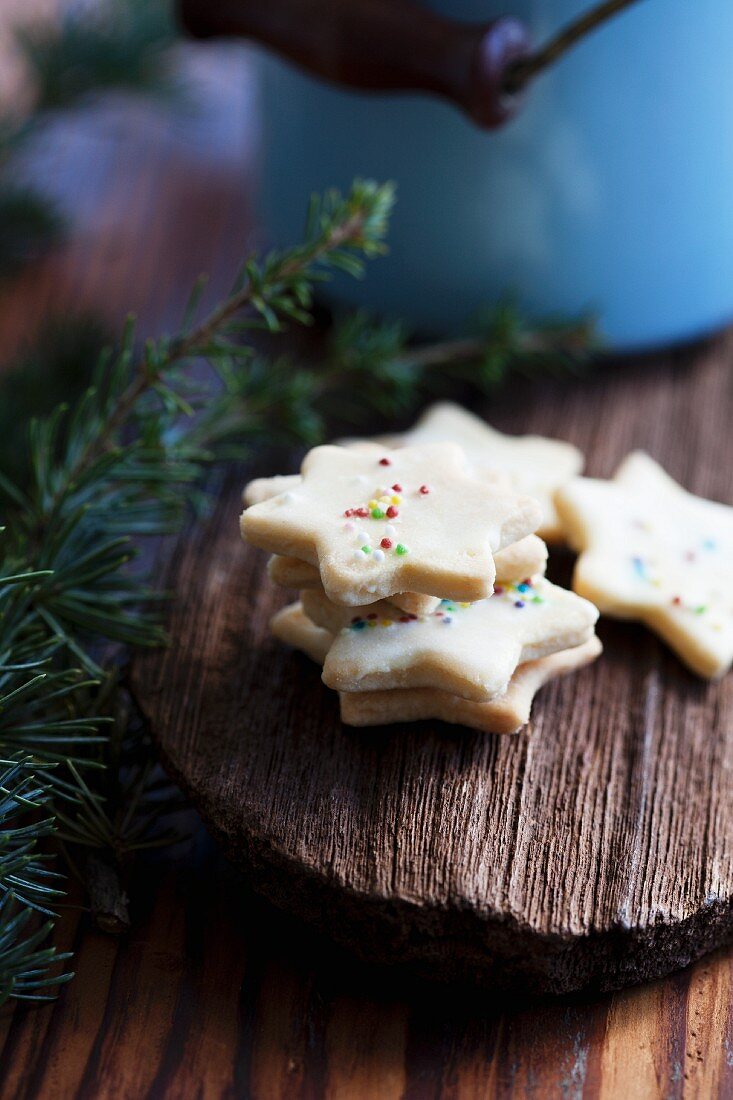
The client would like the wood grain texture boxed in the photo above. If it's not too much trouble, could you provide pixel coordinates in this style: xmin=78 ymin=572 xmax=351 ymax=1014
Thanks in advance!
xmin=4 ymin=843 xmax=733 ymax=1098
xmin=132 ymin=337 xmax=733 ymax=995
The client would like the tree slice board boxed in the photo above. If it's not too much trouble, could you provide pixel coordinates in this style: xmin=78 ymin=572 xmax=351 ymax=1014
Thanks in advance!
xmin=131 ymin=337 xmax=733 ymax=994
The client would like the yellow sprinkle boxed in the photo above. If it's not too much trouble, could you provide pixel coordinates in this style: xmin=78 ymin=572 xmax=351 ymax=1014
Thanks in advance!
xmin=367 ymin=620 xmax=377 ymax=628
xmin=391 ymin=495 xmax=401 ymax=505
xmin=379 ymin=495 xmax=391 ymax=505
xmin=368 ymin=499 xmax=378 ymax=509
xmin=460 ymin=602 xmax=471 ymax=608
xmin=380 ymin=619 xmax=392 ymax=627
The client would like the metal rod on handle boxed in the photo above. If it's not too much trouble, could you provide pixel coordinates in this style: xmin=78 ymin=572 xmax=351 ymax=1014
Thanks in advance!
xmin=506 ymin=0 xmax=646 ymax=93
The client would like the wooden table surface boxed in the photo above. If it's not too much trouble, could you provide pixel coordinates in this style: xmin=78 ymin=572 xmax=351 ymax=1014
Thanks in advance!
xmin=1 ymin=40 xmax=732 ymax=1100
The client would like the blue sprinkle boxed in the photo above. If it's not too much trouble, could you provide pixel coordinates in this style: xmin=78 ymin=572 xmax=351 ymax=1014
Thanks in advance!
xmin=352 ymin=620 xmax=366 ymax=630
xmin=632 ymin=556 xmax=647 ymax=579
xmin=442 ymin=616 xmax=452 ymax=624
xmin=514 ymin=600 xmax=525 ymax=609
xmin=703 ymin=538 xmax=717 ymax=550
xmin=517 ymin=582 xmax=530 ymax=593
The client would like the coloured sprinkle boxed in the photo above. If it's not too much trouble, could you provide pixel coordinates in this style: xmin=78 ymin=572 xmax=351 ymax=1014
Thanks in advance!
xmin=419 ymin=484 xmax=430 ymax=495
xmin=395 ymin=544 xmax=408 ymax=555
xmin=381 ymin=538 xmax=392 ymax=549
xmin=632 ymin=556 xmax=647 ymax=580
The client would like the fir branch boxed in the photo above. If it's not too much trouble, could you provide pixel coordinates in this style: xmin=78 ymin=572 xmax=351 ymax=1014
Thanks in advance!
xmin=16 ymin=0 xmax=177 ymax=115
xmin=27 ymin=180 xmax=395 ymax=537
xmin=0 ymin=175 xmax=598 ymax=1005
xmin=0 ymin=757 xmax=72 ymax=1004
xmin=248 ymin=299 xmax=598 ymax=440
xmin=0 ymin=181 xmax=395 ymax=990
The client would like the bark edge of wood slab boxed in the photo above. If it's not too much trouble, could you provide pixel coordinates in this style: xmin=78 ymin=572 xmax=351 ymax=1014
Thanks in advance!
xmin=132 ymin=344 xmax=733 ymax=995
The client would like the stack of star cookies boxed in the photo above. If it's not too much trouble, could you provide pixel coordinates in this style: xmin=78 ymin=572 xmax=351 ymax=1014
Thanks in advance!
xmin=241 ymin=422 xmax=601 ymax=735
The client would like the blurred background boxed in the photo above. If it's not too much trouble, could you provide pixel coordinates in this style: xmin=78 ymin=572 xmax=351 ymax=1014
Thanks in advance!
xmin=2 ymin=0 xmax=732 ymax=371
xmin=0 ymin=0 xmax=257 ymax=365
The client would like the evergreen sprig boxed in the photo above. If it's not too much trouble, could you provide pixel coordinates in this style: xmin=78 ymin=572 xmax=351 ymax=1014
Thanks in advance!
xmin=0 ymin=755 xmax=73 ymax=1002
xmin=0 ymin=176 xmax=597 ymax=1005
xmin=16 ymin=0 xmax=176 ymax=115
xmin=0 ymin=179 xmax=396 ymax=1001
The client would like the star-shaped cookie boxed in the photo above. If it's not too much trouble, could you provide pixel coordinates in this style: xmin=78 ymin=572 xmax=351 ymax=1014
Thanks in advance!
xmin=242 ymin=443 xmax=543 ymax=606
xmin=267 ymin=533 xmax=549 ymax=617
xmin=301 ymin=577 xmax=598 ymax=701
xmin=270 ymin=602 xmax=601 ymax=734
xmin=243 ymin=452 xmax=509 ymax=507
xmin=555 ymin=451 xmax=733 ymax=678
xmin=244 ymin=474 xmax=301 ymax=507
xmin=393 ymin=402 xmax=583 ymax=543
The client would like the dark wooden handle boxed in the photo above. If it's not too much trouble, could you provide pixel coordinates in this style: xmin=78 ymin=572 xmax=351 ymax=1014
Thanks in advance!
xmin=178 ymin=0 xmax=532 ymax=129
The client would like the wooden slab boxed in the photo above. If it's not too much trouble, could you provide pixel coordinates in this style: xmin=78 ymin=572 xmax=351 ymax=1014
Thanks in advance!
xmin=132 ymin=336 xmax=733 ymax=994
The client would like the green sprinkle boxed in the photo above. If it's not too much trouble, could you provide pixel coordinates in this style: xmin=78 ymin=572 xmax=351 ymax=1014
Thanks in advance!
xmin=371 ymin=508 xmax=385 ymax=519
xmin=532 ymin=595 xmax=544 ymax=604
xmin=395 ymin=543 xmax=408 ymax=555
xmin=695 ymin=605 xmax=707 ymax=615
xmin=361 ymin=545 xmax=371 ymax=554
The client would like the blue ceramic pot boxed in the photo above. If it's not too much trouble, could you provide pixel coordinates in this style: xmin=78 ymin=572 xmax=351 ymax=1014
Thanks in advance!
xmin=256 ymin=0 xmax=733 ymax=349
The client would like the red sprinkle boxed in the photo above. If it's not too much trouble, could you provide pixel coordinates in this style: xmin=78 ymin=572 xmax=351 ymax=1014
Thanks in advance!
xmin=493 ymin=585 xmax=504 ymax=595
xmin=522 ymin=577 xmax=532 ymax=586
xmin=380 ymin=538 xmax=392 ymax=549
xmin=419 ymin=484 xmax=430 ymax=495
xmin=391 ymin=483 xmax=402 ymax=492
xmin=344 ymin=508 xmax=354 ymax=517
xmin=409 ymin=614 xmax=418 ymax=620
xmin=386 ymin=505 xmax=399 ymax=518
xmin=351 ymin=616 xmax=360 ymax=623
xmin=367 ymin=613 xmax=378 ymax=620
xmin=379 ymin=457 xmax=391 ymax=466
xmin=355 ymin=507 xmax=369 ymax=518
xmin=399 ymin=615 xmax=411 ymax=623
xmin=672 ymin=596 xmax=682 ymax=605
